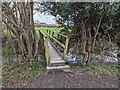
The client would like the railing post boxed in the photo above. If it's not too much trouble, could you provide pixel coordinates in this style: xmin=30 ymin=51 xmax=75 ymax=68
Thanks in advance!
xmin=49 ymin=30 xmax=51 ymax=36
xmin=64 ymin=37 xmax=69 ymax=59
xmin=57 ymin=33 xmax=60 ymax=40
xmin=39 ymin=30 xmax=45 ymax=59
xmin=45 ymin=35 xmax=49 ymax=66
xmin=47 ymin=29 xmax=48 ymax=33
xmin=52 ymin=32 xmax=54 ymax=37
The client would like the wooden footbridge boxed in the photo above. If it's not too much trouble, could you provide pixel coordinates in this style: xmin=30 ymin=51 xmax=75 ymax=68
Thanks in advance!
xmin=39 ymin=30 xmax=70 ymax=72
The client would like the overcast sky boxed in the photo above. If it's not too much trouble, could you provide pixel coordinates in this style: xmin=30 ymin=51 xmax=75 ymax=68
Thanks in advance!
xmin=33 ymin=13 xmax=56 ymax=24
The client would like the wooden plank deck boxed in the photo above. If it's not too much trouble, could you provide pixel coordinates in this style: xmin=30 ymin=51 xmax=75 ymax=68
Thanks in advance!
xmin=48 ymin=42 xmax=62 ymax=61
xmin=47 ymin=42 xmax=70 ymax=72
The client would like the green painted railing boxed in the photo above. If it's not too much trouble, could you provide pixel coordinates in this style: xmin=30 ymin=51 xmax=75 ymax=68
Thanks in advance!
xmin=39 ymin=29 xmax=69 ymax=66
xmin=46 ymin=30 xmax=69 ymax=60
xmin=39 ymin=30 xmax=50 ymax=66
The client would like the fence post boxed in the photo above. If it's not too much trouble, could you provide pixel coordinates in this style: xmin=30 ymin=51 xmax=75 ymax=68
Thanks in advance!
xmin=52 ymin=32 xmax=54 ymax=37
xmin=64 ymin=37 xmax=69 ymax=59
xmin=39 ymin=30 xmax=45 ymax=59
xmin=47 ymin=29 xmax=48 ymax=33
xmin=49 ymin=30 xmax=51 ymax=36
xmin=45 ymin=35 xmax=49 ymax=66
xmin=57 ymin=33 xmax=60 ymax=40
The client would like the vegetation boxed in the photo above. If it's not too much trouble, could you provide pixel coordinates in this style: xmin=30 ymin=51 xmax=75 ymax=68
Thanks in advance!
xmin=2 ymin=60 xmax=45 ymax=84
xmin=2 ymin=2 xmax=44 ymax=61
xmin=35 ymin=27 xmax=61 ymax=35
xmin=71 ymin=62 xmax=119 ymax=76
xmin=2 ymin=2 xmax=119 ymax=86
xmin=3 ymin=2 xmax=119 ymax=64
xmin=35 ymin=2 xmax=120 ymax=66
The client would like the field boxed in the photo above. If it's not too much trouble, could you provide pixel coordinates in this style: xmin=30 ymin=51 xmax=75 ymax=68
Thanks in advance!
xmin=2 ymin=27 xmax=62 ymax=36
xmin=35 ymin=27 xmax=63 ymax=36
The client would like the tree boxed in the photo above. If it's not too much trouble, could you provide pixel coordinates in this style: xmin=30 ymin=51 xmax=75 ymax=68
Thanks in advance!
xmin=35 ymin=2 xmax=120 ymax=65
xmin=2 ymin=2 xmax=44 ymax=61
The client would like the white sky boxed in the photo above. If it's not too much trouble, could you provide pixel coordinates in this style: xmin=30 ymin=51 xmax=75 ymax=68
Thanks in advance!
xmin=33 ymin=13 xmax=56 ymax=24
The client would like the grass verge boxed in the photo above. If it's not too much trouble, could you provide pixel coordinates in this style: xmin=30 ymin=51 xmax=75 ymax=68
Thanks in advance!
xmin=71 ymin=62 xmax=119 ymax=76
xmin=2 ymin=60 xmax=45 ymax=85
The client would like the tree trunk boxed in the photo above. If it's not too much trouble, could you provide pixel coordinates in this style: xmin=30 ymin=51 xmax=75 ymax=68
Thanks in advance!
xmin=2 ymin=2 xmax=44 ymax=61
xmin=92 ymin=17 xmax=103 ymax=53
xmin=86 ymin=28 xmax=91 ymax=65
xmin=81 ymin=21 xmax=87 ymax=66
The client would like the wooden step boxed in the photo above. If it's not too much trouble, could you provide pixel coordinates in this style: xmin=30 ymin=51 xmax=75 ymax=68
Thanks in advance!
xmin=50 ymin=60 xmax=65 ymax=66
xmin=47 ymin=65 xmax=70 ymax=72
xmin=50 ymin=60 xmax=65 ymax=64
xmin=50 ymin=58 xmax=62 ymax=61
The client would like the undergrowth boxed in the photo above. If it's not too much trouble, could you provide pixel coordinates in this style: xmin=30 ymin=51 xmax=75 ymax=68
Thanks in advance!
xmin=71 ymin=62 xmax=119 ymax=76
xmin=2 ymin=60 xmax=45 ymax=84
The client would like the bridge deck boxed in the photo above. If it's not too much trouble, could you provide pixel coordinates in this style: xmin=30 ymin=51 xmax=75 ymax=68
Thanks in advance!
xmin=48 ymin=42 xmax=62 ymax=61
xmin=47 ymin=42 xmax=70 ymax=72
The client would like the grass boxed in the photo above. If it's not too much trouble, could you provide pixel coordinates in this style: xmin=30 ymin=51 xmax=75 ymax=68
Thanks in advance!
xmin=35 ymin=27 xmax=63 ymax=36
xmin=2 ymin=27 xmax=62 ymax=36
xmin=2 ymin=60 xmax=45 ymax=84
xmin=71 ymin=62 xmax=119 ymax=76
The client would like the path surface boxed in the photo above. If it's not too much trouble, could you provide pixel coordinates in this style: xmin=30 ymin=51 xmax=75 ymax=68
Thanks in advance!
xmin=25 ymin=72 xmax=118 ymax=88
xmin=3 ymin=70 xmax=118 ymax=88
